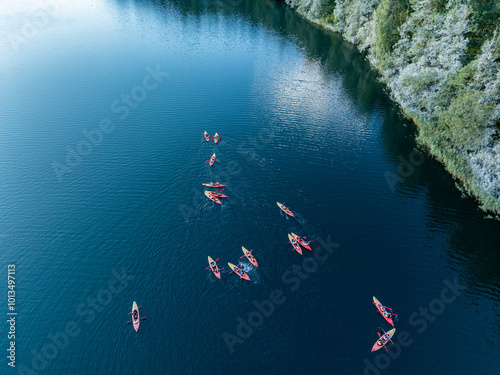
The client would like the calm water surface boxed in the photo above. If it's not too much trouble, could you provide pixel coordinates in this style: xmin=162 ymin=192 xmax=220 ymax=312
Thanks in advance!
xmin=1 ymin=1 xmax=499 ymax=374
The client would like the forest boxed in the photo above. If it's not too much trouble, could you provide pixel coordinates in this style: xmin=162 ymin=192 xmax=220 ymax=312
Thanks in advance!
xmin=285 ymin=0 xmax=500 ymax=216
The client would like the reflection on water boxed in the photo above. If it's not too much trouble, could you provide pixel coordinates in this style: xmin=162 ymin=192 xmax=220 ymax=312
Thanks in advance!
xmin=0 ymin=0 xmax=498 ymax=374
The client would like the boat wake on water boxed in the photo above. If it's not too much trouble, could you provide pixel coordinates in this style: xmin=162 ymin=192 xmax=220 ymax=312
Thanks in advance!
xmin=292 ymin=212 xmax=306 ymax=226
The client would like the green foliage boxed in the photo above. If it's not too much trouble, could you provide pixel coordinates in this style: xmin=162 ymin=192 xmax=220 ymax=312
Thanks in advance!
xmin=466 ymin=0 xmax=500 ymax=58
xmin=371 ymin=0 xmax=409 ymax=69
xmin=286 ymin=0 xmax=500 ymax=215
xmin=437 ymin=89 xmax=494 ymax=151
xmin=320 ymin=0 xmax=337 ymax=24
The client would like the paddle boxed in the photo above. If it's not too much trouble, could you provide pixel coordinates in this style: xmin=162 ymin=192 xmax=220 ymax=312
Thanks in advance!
xmin=127 ymin=317 xmax=146 ymax=324
xmin=127 ymin=306 xmax=142 ymax=315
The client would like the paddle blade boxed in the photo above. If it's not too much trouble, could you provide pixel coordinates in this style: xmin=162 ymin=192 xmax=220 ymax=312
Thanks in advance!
xmin=216 ymin=258 xmax=219 ymax=261
xmin=127 ymin=321 xmax=131 ymax=324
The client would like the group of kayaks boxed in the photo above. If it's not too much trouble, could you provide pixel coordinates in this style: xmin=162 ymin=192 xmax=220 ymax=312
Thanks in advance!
xmin=203 ymin=132 xmax=225 ymax=204
xmin=208 ymin=247 xmax=258 ymax=281
xmin=277 ymin=202 xmax=312 ymax=255
xmin=371 ymin=296 xmax=398 ymax=352
xmin=279 ymin=200 xmax=397 ymax=353
xmin=203 ymin=131 xmax=220 ymax=144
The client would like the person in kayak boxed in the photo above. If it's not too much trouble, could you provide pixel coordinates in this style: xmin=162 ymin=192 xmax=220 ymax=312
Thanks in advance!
xmin=377 ymin=333 xmax=390 ymax=346
xmin=133 ymin=311 xmax=139 ymax=324
xmin=380 ymin=304 xmax=398 ymax=320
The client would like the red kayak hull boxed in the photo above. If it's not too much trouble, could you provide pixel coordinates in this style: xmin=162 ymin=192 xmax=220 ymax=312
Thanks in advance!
xmin=228 ymin=262 xmax=251 ymax=281
xmin=242 ymin=247 xmax=258 ymax=267
xmin=371 ymin=328 xmax=396 ymax=352
xmin=208 ymin=256 xmax=221 ymax=279
xmin=277 ymin=202 xmax=294 ymax=217
xmin=291 ymin=233 xmax=311 ymax=251
xmin=204 ymin=191 xmax=221 ymax=204
xmin=212 ymin=192 xmax=227 ymax=199
xmin=288 ymin=234 xmax=303 ymax=255
xmin=131 ymin=301 xmax=140 ymax=332
xmin=373 ymin=297 xmax=394 ymax=326
xmin=202 ymin=183 xmax=226 ymax=188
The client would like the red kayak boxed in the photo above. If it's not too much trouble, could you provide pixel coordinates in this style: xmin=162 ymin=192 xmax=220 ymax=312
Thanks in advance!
xmin=208 ymin=256 xmax=221 ymax=279
xmin=214 ymin=133 xmax=220 ymax=144
xmin=204 ymin=191 xmax=221 ymax=204
xmin=228 ymin=262 xmax=250 ymax=281
xmin=288 ymin=234 xmax=302 ymax=255
xmin=209 ymin=153 xmax=216 ymax=167
xmin=373 ymin=297 xmax=394 ymax=327
xmin=212 ymin=190 xmax=227 ymax=199
xmin=203 ymin=131 xmax=210 ymax=142
xmin=242 ymin=246 xmax=258 ymax=267
xmin=291 ymin=233 xmax=311 ymax=251
xmin=202 ymin=182 xmax=226 ymax=188
xmin=131 ymin=301 xmax=140 ymax=332
xmin=371 ymin=328 xmax=395 ymax=352
xmin=277 ymin=202 xmax=294 ymax=217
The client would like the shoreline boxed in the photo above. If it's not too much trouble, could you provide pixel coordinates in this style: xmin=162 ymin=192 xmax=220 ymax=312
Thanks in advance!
xmin=283 ymin=0 xmax=500 ymax=218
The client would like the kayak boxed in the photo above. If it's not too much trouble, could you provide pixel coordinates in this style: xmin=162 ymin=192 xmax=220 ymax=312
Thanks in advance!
xmin=209 ymin=153 xmax=216 ymax=167
xmin=288 ymin=233 xmax=303 ymax=255
xmin=212 ymin=191 xmax=227 ymax=199
xmin=291 ymin=233 xmax=311 ymax=251
xmin=208 ymin=256 xmax=221 ymax=279
xmin=373 ymin=297 xmax=394 ymax=327
xmin=203 ymin=131 xmax=210 ymax=142
xmin=277 ymin=202 xmax=294 ymax=217
xmin=131 ymin=301 xmax=140 ymax=332
xmin=214 ymin=133 xmax=220 ymax=144
xmin=228 ymin=262 xmax=250 ymax=281
xmin=204 ymin=190 xmax=221 ymax=205
xmin=371 ymin=328 xmax=396 ymax=352
xmin=242 ymin=246 xmax=258 ymax=267
xmin=202 ymin=182 xmax=226 ymax=188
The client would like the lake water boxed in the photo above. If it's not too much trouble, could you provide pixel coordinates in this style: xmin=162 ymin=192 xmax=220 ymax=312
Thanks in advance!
xmin=1 ymin=1 xmax=499 ymax=374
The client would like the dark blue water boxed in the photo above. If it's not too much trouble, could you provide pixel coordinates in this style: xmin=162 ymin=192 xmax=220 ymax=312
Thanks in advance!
xmin=1 ymin=1 xmax=499 ymax=374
